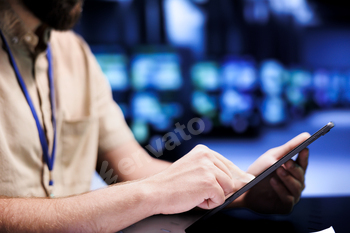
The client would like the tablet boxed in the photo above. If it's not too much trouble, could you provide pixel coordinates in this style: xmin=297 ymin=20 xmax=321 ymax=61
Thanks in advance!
xmin=186 ymin=121 xmax=335 ymax=231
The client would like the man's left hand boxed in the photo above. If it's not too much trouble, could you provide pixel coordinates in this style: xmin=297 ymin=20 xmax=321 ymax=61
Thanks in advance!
xmin=240 ymin=132 xmax=310 ymax=214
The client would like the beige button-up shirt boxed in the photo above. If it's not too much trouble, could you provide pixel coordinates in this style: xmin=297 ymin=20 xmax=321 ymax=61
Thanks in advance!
xmin=0 ymin=2 xmax=134 ymax=198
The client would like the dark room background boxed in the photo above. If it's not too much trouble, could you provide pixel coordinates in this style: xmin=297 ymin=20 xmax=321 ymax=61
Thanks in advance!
xmin=73 ymin=0 xmax=350 ymax=196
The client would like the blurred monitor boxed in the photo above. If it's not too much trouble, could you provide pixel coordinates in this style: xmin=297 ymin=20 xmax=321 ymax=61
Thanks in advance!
xmin=191 ymin=61 xmax=220 ymax=91
xmin=131 ymin=92 xmax=174 ymax=131
xmin=131 ymin=50 xmax=183 ymax=91
xmin=285 ymin=68 xmax=312 ymax=107
xmin=190 ymin=58 xmax=260 ymax=135
xmin=261 ymin=96 xmax=287 ymax=125
xmin=191 ymin=91 xmax=217 ymax=118
xmin=260 ymin=59 xmax=287 ymax=96
xmin=129 ymin=47 xmax=185 ymax=144
xmin=92 ymin=45 xmax=129 ymax=91
xmin=219 ymin=90 xmax=254 ymax=124
xmin=312 ymin=69 xmax=348 ymax=108
xmin=219 ymin=90 xmax=254 ymax=118
xmin=130 ymin=119 xmax=149 ymax=145
xmin=221 ymin=57 xmax=258 ymax=92
xmin=163 ymin=0 xmax=206 ymax=57
xmin=190 ymin=61 xmax=220 ymax=129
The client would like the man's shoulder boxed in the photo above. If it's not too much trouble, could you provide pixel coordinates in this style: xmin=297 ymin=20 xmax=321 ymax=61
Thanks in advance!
xmin=50 ymin=29 xmax=84 ymax=42
xmin=50 ymin=30 xmax=90 ymax=55
xmin=49 ymin=29 xmax=97 ymax=74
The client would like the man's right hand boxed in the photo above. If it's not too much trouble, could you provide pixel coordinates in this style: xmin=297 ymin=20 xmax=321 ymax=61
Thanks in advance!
xmin=0 ymin=145 xmax=254 ymax=233
xmin=144 ymin=145 xmax=255 ymax=215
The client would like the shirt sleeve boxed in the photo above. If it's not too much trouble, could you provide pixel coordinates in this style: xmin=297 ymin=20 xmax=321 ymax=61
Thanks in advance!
xmin=75 ymin=34 xmax=135 ymax=154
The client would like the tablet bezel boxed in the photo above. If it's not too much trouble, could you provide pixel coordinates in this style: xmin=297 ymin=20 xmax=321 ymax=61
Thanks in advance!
xmin=186 ymin=121 xmax=335 ymax=230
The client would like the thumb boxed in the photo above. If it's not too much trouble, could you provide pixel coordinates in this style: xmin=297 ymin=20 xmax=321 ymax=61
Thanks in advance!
xmin=272 ymin=132 xmax=311 ymax=160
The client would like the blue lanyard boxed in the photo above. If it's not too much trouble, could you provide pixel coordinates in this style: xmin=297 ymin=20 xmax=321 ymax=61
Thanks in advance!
xmin=0 ymin=30 xmax=56 ymax=189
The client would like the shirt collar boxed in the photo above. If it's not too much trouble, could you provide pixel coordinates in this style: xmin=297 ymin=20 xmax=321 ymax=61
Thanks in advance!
xmin=0 ymin=1 xmax=51 ymax=56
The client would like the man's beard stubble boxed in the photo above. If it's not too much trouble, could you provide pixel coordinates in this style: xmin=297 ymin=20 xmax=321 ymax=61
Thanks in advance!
xmin=22 ymin=0 xmax=84 ymax=31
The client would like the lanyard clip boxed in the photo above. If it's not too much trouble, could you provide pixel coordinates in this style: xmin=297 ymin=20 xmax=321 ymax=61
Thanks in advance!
xmin=49 ymin=171 xmax=55 ymax=198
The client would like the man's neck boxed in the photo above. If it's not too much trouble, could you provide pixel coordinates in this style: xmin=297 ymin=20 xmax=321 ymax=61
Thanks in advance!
xmin=9 ymin=0 xmax=41 ymax=33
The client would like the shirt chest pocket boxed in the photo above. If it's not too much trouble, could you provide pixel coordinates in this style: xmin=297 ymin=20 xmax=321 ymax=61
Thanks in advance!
xmin=58 ymin=117 xmax=99 ymax=177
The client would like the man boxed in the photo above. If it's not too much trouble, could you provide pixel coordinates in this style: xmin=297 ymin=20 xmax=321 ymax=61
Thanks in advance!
xmin=0 ymin=0 xmax=310 ymax=232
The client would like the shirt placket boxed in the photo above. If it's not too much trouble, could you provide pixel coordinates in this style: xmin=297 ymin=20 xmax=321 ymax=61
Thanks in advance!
xmin=33 ymin=52 xmax=55 ymax=195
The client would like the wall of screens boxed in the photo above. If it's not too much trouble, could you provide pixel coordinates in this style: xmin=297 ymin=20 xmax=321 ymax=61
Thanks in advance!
xmin=76 ymin=0 xmax=350 ymax=151
xmin=92 ymin=45 xmax=350 ymax=143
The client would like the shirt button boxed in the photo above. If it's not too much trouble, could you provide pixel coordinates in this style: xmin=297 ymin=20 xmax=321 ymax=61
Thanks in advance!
xmin=25 ymin=35 xmax=32 ymax=42
xmin=12 ymin=36 xmax=19 ymax=44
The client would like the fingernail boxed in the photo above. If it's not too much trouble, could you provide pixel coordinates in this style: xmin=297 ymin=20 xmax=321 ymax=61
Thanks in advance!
xmin=247 ymin=173 xmax=255 ymax=181
xmin=243 ymin=173 xmax=255 ymax=183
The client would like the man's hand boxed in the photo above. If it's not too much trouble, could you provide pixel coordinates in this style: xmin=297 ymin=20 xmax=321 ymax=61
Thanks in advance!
xmin=144 ymin=145 xmax=255 ymax=215
xmin=240 ymin=132 xmax=310 ymax=214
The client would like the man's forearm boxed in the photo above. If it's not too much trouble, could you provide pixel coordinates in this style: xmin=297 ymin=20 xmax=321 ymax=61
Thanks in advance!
xmin=0 ymin=180 xmax=155 ymax=233
xmin=98 ymin=139 xmax=171 ymax=183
